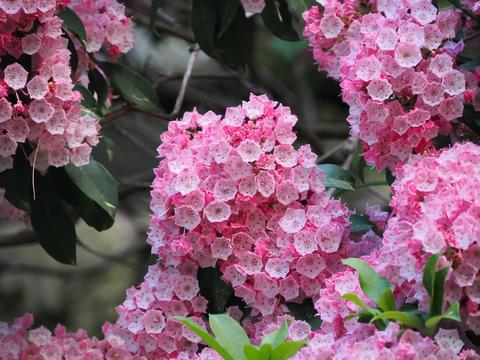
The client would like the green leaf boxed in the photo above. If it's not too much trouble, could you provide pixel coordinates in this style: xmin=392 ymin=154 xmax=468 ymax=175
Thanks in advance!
xmin=31 ymin=176 xmax=77 ymax=265
xmin=378 ymin=289 xmax=397 ymax=312
xmin=150 ymin=0 xmax=163 ymax=38
xmin=385 ymin=168 xmax=395 ymax=186
xmin=349 ymin=214 xmax=374 ymax=233
xmin=58 ymin=7 xmax=87 ymax=42
xmin=244 ymin=343 xmax=273 ymax=360
xmin=65 ymin=32 xmax=78 ymax=74
xmin=88 ymin=68 xmax=109 ymax=109
xmin=271 ymin=341 xmax=306 ymax=360
xmin=74 ymin=84 xmax=98 ymax=110
xmin=425 ymin=301 xmax=461 ymax=329
xmin=209 ymin=314 xmax=250 ymax=360
xmin=215 ymin=5 xmax=253 ymax=69
xmin=342 ymin=258 xmax=392 ymax=304
xmin=350 ymin=142 xmax=366 ymax=183
xmin=175 ymin=316 xmax=234 ymax=360
xmin=244 ymin=344 xmax=260 ymax=360
xmin=318 ymin=164 xmax=355 ymax=191
xmin=261 ymin=0 xmax=299 ymax=41
xmin=198 ymin=267 xmax=234 ymax=314
xmin=423 ymin=253 xmax=441 ymax=298
xmin=287 ymin=299 xmax=322 ymax=331
xmin=100 ymin=62 xmax=160 ymax=112
xmin=261 ymin=320 xmax=288 ymax=349
xmin=347 ymin=307 xmax=380 ymax=322
xmin=191 ymin=0 xmax=253 ymax=69
xmin=430 ymin=266 xmax=449 ymax=317
xmin=218 ymin=0 xmax=240 ymax=36
xmin=4 ymin=151 xmax=32 ymax=212
xmin=370 ymin=311 xmax=424 ymax=330
xmin=191 ymin=0 xmax=217 ymax=57
xmin=341 ymin=293 xmax=367 ymax=308
xmin=65 ymin=159 xmax=118 ymax=230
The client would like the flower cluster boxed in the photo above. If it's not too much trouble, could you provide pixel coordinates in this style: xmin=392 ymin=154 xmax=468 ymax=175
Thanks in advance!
xmin=148 ymin=93 xmax=351 ymax=316
xmin=0 ymin=313 xmax=136 ymax=360
xmin=293 ymin=323 xmax=473 ymax=359
xmin=303 ymin=1 xmax=479 ymax=170
xmin=69 ymin=0 xmax=134 ymax=58
xmin=0 ymin=0 xmax=134 ymax=220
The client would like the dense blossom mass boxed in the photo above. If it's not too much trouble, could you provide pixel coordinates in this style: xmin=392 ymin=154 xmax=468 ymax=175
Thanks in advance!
xmin=0 ymin=0 xmax=133 ymax=219
xmin=303 ymin=0 xmax=480 ymax=170
xmin=3 ymin=0 xmax=480 ymax=358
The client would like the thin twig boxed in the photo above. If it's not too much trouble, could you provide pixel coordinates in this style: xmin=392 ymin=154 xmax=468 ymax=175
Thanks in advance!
xmin=317 ymin=140 xmax=349 ymax=163
xmin=0 ymin=231 xmax=37 ymax=247
xmin=448 ymin=0 xmax=480 ymax=22
xmin=171 ymin=44 xmax=199 ymax=117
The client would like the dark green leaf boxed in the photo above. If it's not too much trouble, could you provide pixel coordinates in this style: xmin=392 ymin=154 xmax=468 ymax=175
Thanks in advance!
xmin=287 ymin=299 xmax=322 ymax=330
xmin=4 ymin=151 xmax=32 ymax=212
xmin=198 ymin=267 xmax=234 ymax=314
xmin=100 ymin=62 xmax=160 ymax=112
xmin=65 ymin=32 xmax=78 ymax=73
xmin=150 ymin=0 xmax=163 ymax=38
xmin=58 ymin=7 xmax=87 ymax=42
xmin=349 ymin=214 xmax=374 ymax=233
xmin=31 ymin=176 xmax=77 ymax=265
xmin=371 ymin=311 xmax=424 ymax=330
xmin=430 ymin=266 xmax=449 ymax=317
xmin=343 ymin=258 xmax=392 ymax=304
xmin=425 ymin=301 xmax=461 ymax=329
xmin=88 ymin=68 xmax=109 ymax=109
xmin=65 ymin=160 xmax=117 ymax=229
xmin=423 ymin=253 xmax=441 ymax=298
xmin=218 ymin=0 xmax=240 ymax=36
xmin=385 ymin=168 xmax=395 ymax=186
xmin=350 ymin=142 xmax=366 ymax=183
xmin=191 ymin=0 xmax=218 ymax=57
xmin=209 ymin=314 xmax=250 ymax=360
xmin=175 ymin=316 xmax=234 ymax=360
xmin=261 ymin=0 xmax=299 ymax=41
xmin=271 ymin=341 xmax=306 ymax=360
xmin=215 ymin=6 xmax=253 ymax=69
xmin=461 ymin=105 xmax=480 ymax=135
xmin=378 ymin=289 xmax=397 ymax=312
xmin=74 ymin=84 xmax=98 ymax=110
xmin=318 ymin=164 xmax=355 ymax=191
xmin=261 ymin=320 xmax=288 ymax=348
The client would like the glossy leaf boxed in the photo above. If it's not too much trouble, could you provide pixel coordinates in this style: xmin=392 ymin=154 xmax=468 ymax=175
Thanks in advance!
xmin=31 ymin=176 xmax=77 ymax=265
xmin=88 ymin=68 xmax=109 ymax=109
xmin=209 ymin=314 xmax=250 ymax=360
xmin=244 ymin=344 xmax=260 ymax=360
xmin=4 ymin=151 xmax=32 ymax=212
xmin=458 ymin=58 xmax=480 ymax=71
xmin=430 ymin=266 xmax=449 ymax=317
xmin=58 ymin=7 xmax=87 ymax=42
xmin=261 ymin=0 xmax=299 ymax=41
xmin=343 ymin=258 xmax=392 ymax=303
xmin=271 ymin=341 xmax=306 ymax=360
xmin=100 ymin=62 xmax=160 ymax=112
xmin=261 ymin=320 xmax=288 ymax=348
xmin=425 ymin=301 xmax=461 ymax=329
xmin=318 ymin=164 xmax=355 ymax=191
xmin=349 ymin=214 xmax=374 ymax=233
xmin=191 ymin=0 xmax=217 ymax=57
xmin=378 ymin=289 xmax=397 ymax=312
xmin=74 ymin=84 xmax=98 ymax=110
xmin=175 ymin=316 xmax=234 ymax=360
xmin=218 ymin=0 xmax=240 ymax=36
xmin=370 ymin=311 xmax=424 ymax=330
xmin=423 ymin=253 xmax=441 ymax=298
xmin=65 ymin=159 xmax=118 ymax=230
